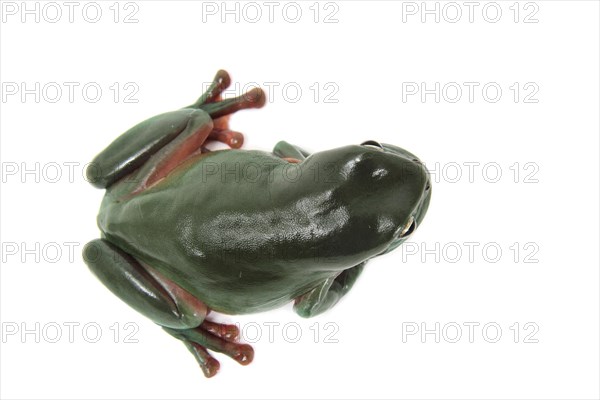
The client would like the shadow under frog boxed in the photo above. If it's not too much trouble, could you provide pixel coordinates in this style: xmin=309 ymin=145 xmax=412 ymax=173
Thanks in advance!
xmin=83 ymin=70 xmax=432 ymax=377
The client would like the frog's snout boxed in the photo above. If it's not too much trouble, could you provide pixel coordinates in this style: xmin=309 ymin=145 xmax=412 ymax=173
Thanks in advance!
xmin=356 ymin=139 xmax=431 ymax=241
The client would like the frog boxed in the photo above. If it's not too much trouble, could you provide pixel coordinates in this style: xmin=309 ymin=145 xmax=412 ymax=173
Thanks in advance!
xmin=82 ymin=70 xmax=432 ymax=378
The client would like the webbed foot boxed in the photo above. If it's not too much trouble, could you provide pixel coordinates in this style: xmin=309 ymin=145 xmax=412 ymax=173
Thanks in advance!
xmin=188 ymin=70 xmax=266 ymax=150
xmin=164 ymin=319 xmax=254 ymax=378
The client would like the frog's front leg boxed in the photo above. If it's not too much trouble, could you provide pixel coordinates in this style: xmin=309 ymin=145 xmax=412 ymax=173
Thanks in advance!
xmin=83 ymin=239 xmax=253 ymax=377
xmin=273 ymin=140 xmax=311 ymax=163
xmin=294 ymin=262 xmax=366 ymax=318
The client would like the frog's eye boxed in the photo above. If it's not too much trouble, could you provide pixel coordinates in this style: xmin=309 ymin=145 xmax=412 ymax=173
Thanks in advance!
xmin=361 ymin=140 xmax=384 ymax=151
xmin=398 ymin=216 xmax=416 ymax=238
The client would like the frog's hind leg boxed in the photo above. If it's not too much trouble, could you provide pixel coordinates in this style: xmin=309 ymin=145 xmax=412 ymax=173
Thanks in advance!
xmin=165 ymin=321 xmax=252 ymax=378
xmin=165 ymin=318 xmax=249 ymax=378
xmin=186 ymin=70 xmax=266 ymax=149
xmin=202 ymin=86 xmax=265 ymax=149
xmin=86 ymin=108 xmax=212 ymax=190
xmin=187 ymin=70 xmax=265 ymax=119
xmin=83 ymin=239 xmax=209 ymax=328
xmin=87 ymin=70 xmax=264 ymax=191
xmin=164 ymin=324 xmax=254 ymax=371
xmin=83 ymin=239 xmax=254 ymax=377
xmin=131 ymin=75 xmax=265 ymax=190
xmin=185 ymin=69 xmax=232 ymax=108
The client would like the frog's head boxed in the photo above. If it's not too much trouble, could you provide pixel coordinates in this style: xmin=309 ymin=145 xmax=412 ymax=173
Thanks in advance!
xmin=360 ymin=140 xmax=431 ymax=256
xmin=307 ymin=140 xmax=431 ymax=259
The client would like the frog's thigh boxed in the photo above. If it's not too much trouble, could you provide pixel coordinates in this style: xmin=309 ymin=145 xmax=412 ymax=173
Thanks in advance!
xmin=294 ymin=262 xmax=366 ymax=318
xmin=82 ymin=239 xmax=207 ymax=329
xmin=87 ymin=109 xmax=212 ymax=190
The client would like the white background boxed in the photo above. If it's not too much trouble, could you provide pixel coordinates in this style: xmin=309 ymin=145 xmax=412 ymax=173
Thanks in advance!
xmin=1 ymin=1 xmax=599 ymax=399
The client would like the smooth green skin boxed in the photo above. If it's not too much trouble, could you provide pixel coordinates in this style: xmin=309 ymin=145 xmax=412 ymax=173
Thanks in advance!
xmin=97 ymin=141 xmax=430 ymax=314
xmin=82 ymin=71 xmax=431 ymax=375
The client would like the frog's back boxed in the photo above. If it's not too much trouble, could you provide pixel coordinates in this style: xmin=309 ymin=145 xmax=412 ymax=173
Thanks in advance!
xmin=98 ymin=149 xmax=364 ymax=314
